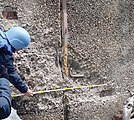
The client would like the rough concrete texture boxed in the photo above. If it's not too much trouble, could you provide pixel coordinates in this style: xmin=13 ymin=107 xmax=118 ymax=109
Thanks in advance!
xmin=0 ymin=0 xmax=134 ymax=120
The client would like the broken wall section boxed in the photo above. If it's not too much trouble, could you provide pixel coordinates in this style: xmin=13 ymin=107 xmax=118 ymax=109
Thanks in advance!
xmin=1 ymin=0 xmax=134 ymax=120
xmin=0 ymin=0 xmax=65 ymax=119
xmin=68 ymin=0 xmax=134 ymax=92
xmin=67 ymin=0 xmax=134 ymax=119
xmin=0 ymin=0 xmax=63 ymax=92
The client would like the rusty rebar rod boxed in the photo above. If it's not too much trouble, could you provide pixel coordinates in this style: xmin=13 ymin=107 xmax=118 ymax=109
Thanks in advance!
xmin=62 ymin=0 xmax=68 ymax=78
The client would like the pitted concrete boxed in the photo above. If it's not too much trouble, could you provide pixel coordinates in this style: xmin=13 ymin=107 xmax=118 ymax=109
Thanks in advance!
xmin=0 ymin=0 xmax=134 ymax=120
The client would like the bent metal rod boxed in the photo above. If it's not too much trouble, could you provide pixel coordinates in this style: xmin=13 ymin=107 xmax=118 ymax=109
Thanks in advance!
xmin=12 ymin=83 xmax=107 ymax=98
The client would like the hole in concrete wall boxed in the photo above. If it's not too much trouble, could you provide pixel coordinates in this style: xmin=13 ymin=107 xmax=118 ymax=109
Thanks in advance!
xmin=99 ymin=88 xmax=115 ymax=97
xmin=2 ymin=6 xmax=18 ymax=20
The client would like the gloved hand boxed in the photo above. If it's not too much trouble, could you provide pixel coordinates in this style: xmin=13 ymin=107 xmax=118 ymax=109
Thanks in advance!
xmin=0 ymin=65 xmax=9 ymax=79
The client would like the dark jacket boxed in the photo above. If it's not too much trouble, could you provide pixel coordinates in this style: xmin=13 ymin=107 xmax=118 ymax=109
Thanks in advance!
xmin=0 ymin=29 xmax=28 ymax=93
xmin=0 ymin=78 xmax=11 ymax=119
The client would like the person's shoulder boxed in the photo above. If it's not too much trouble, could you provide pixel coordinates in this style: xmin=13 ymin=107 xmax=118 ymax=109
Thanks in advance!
xmin=0 ymin=38 xmax=5 ymax=48
xmin=0 ymin=50 xmax=13 ymax=60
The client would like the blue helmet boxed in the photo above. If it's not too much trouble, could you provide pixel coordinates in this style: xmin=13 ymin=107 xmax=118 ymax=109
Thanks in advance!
xmin=5 ymin=27 xmax=31 ymax=49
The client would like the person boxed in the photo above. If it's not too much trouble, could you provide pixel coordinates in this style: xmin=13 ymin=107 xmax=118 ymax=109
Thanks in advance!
xmin=0 ymin=26 xmax=33 ymax=119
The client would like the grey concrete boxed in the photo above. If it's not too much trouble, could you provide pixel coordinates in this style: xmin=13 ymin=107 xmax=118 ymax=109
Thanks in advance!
xmin=0 ymin=0 xmax=134 ymax=119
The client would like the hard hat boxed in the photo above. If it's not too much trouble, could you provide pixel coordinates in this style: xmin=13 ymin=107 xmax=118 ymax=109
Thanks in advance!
xmin=5 ymin=27 xmax=31 ymax=49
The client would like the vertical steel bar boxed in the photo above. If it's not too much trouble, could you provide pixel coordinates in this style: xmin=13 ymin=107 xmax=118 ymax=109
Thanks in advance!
xmin=62 ymin=0 xmax=68 ymax=78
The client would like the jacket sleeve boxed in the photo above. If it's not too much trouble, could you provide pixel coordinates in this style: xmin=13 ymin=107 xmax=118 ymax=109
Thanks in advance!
xmin=4 ymin=54 xmax=28 ymax=93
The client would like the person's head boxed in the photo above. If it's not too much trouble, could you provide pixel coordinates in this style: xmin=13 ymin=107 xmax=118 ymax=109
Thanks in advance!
xmin=5 ymin=27 xmax=31 ymax=50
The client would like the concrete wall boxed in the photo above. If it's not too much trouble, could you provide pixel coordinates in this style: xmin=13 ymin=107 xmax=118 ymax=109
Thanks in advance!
xmin=0 ymin=0 xmax=134 ymax=120
xmin=0 ymin=0 xmax=64 ymax=119
xmin=67 ymin=0 xmax=134 ymax=119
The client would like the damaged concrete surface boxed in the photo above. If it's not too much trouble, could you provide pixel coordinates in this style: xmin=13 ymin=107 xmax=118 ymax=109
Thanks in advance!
xmin=1 ymin=0 xmax=134 ymax=119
